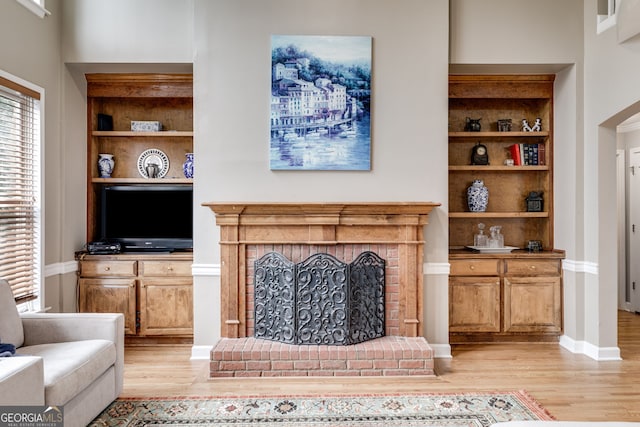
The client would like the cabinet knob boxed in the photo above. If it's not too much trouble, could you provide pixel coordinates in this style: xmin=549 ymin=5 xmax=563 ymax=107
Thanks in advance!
xmin=469 ymin=265 xmax=475 ymax=270
xmin=167 ymin=266 xmax=174 ymax=271
xmin=104 ymin=266 xmax=111 ymax=271
xmin=530 ymin=265 xmax=536 ymax=270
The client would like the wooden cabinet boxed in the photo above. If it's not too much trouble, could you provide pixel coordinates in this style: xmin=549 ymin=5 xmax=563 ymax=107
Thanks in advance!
xmin=77 ymin=253 xmax=193 ymax=339
xmin=449 ymin=276 xmax=501 ymax=333
xmin=504 ymin=259 xmax=562 ymax=334
xmin=80 ymin=74 xmax=194 ymax=342
xmin=85 ymin=73 xmax=193 ymax=243
xmin=448 ymin=74 xmax=564 ymax=342
xmin=78 ymin=277 xmax=137 ymax=334
xmin=449 ymin=252 xmax=563 ymax=342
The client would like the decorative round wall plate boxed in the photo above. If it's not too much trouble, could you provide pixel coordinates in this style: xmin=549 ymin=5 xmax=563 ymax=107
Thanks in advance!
xmin=137 ymin=148 xmax=170 ymax=178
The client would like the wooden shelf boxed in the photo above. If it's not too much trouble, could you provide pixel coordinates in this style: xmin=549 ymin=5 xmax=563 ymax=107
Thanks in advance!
xmin=448 ymin=74 xmax=562 ymax=344
xmin=92 ymin=131 xmax=193 ymax=137
xmin=449 ymin=165 xmax=549 ymax=171
xmin=92 ymin=178 xmax=193 ymax=184
xmin=449 ymin=131 xmax=549 ymax=138
xmin=86 ymin=73 xmax=194 ymax=243
xmin=449 ymin=212 xmax=549 ymax=218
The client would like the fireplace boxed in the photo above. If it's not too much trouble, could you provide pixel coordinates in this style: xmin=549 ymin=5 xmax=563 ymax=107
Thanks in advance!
xmin=204 ymin=202 xmax=440 ymax=377
xmin=254 ymin=251 xmax=386 ymax=346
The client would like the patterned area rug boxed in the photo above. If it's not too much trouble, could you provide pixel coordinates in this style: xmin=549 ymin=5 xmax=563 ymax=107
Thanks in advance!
xmin=89 ymin=390 xmax=554 ymax=426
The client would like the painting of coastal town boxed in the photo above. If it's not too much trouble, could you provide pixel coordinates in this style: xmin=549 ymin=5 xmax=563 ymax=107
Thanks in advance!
xmin=270 ymin=35 xmax=372 ymax=170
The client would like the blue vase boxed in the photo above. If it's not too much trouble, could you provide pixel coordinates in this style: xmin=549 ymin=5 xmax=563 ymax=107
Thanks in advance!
xmin=98 ymin=153 xmax=114 ymax=178
xmin=182 ymin=153 xmax=194 ymax=178
xmin=467 ymin=179 xmax=488 ymax=212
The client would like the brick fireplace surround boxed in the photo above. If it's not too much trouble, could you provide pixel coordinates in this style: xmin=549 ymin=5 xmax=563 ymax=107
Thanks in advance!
xmin=204 ymin=202 xmax=440 ymax=377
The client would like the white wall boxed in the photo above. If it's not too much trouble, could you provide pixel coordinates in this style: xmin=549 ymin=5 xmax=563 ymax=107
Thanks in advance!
xmin=0 ymin=0 xmax=71 ymax=311
xmin=448 ymin=0 xmax=627 ymax=359
xmin=450 ymin=0 xmax=583 ymax=65
xmin=62 ymin=0 xmax=194 ymax=64
xmin=36 ymin=0 xmax=640 ymax=359
xmin=582 ymin=0 xmax=640 ymax=354
xmin=192 ymin=0 xmax=451 ymax=352
xmin=59 ymin=0 xmax=451 ymax=352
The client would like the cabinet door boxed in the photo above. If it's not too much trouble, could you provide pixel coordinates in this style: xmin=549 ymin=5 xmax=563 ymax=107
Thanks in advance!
xmin=504 ymin=276 xmax=561 ymax=333
xmin=449 ymin=276 xmax=501 ymax=333
xmin=79 ymin=278 xmax=137 ymax=335
xmin=138 ymin=278 xmax=193 ymax=336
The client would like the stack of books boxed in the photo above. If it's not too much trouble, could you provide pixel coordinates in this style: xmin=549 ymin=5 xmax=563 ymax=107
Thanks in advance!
xmin=509 ymin=143 xmax=545 ymax=166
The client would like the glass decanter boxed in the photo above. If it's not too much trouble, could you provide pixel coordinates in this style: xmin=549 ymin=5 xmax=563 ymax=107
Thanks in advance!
xmin=488 ymin=225 xmax=504 ymax=248
xmin=474 ymin=223 xmax=488 ymax=247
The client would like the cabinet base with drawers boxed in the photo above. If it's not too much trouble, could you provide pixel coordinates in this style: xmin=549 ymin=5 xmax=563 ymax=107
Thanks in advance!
xmin=77 ymin=252 xmax=193 ymax=343
xmin=449 ymin=250 xmax=564 ymax=343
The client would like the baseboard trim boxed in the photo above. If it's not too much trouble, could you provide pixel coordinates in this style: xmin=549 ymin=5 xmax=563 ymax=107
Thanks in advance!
xmin=191 ymin=345 xmax=214 ymax=360
xmin=424 ymin=262 xmax=450 ymax=275
xmin=562 ymin=258 xmax=599 ymax=275
xmin=559 ymin=335 xmax=621 ymax=361
xmin=192 ymin=263 xmax=220 ymax=277
xmin=44 ymin=260 xmax=78 ymax=277
xmin=430 ymin=343 xmax=452 ymax=359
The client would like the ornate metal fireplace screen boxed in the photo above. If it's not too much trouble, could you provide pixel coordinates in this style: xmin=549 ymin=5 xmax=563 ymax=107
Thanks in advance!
xmin=254 ymin=251 xmax=385 ymax=345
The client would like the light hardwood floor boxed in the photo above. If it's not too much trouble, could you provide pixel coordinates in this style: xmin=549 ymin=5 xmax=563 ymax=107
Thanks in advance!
xmin=121 ymin=310 xmax=640 ymax=422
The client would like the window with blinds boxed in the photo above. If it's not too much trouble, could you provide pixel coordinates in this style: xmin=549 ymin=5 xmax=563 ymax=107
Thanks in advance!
xmin=0 ymin=76 xmax=42 ymax=305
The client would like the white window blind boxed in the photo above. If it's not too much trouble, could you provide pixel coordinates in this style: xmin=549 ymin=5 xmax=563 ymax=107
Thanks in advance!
xmin=0 ymin=76 xmax=41 ymax=303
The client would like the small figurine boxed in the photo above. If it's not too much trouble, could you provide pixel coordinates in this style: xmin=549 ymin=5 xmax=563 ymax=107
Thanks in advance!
xmin=521 ymin=119 xmax=532 ymax=132
xmin=531 ymin=118 xmax=542 ymax=131
xmin=464 ymin=117 xmax=482 ymax=132
xmin=497 ymin=119 xmax=512 ymax=132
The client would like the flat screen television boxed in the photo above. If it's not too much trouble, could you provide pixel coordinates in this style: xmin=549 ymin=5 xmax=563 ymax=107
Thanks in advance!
xmin=100 ymin=184 xmax=193 ymax=252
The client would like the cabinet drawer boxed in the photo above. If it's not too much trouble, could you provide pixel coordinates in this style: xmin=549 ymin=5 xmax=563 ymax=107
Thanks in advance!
xmin=80 ymin=260 xmax=136 ymax=277
xmin=142 ymin=261 xmax=192 ymax=276
xmin=450 ymin=259 xmax=500 ymax=276
xmin=505 ymin=259 xmax=561 ymax=276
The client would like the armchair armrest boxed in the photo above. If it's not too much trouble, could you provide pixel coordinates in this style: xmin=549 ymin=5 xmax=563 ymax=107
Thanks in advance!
xmin=20 ymin=313 xmax=125 ymax=395
xmin=20 ymin=313 xmax=124 ymax=347
xmin=0 ymin=356 xmax=44 ymax=405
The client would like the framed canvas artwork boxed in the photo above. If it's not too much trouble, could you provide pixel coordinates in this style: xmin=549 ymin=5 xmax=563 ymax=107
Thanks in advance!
xmin=270 ymin=35 xmax=372 ymax=170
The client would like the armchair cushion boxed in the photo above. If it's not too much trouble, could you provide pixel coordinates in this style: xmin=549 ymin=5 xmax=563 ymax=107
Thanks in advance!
xmin=16 ymin=339 xmax=116 ymax=405
xmin=0 ymin=279 xmax=24 ymax=348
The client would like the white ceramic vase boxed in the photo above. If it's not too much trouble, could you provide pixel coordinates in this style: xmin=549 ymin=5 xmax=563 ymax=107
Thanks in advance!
xmin=98 ymin=153 xmax=115 ymax=178
xmin=467 ymin=179 xmax=488 ymax=212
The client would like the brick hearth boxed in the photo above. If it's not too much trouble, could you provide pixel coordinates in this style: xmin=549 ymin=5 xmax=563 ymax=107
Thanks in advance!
xmin=204 ymin=202 xmax=440 ymax=377
xmin=210 ymin=336 xmax=434 ymax=377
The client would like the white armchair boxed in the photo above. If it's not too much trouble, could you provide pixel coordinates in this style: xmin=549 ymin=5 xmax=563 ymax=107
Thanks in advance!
xmin=0 ymin=279 xmax=124 ymax=427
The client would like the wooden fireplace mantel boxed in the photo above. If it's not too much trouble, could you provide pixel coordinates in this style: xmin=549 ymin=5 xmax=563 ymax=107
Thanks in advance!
xmin=203 ymin=202 xmax=440 ymax=339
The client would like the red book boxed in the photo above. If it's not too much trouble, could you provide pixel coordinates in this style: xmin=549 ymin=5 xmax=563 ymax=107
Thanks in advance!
xmin=538 ymin=143 xmax=545 ymax=165
xmin=509 ymin=144 xmax=522 ymax=165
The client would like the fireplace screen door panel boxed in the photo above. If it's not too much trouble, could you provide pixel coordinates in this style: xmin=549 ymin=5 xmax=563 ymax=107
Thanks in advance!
xmin=254 ymin=251 xmax=385 ymax=345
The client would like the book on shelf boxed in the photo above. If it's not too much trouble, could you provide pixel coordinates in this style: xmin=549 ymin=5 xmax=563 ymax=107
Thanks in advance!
xmin=509 ymin=143 xmax=545 ymax=166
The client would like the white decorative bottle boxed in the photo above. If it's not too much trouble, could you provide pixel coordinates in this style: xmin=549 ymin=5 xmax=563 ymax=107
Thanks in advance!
xmin=467 ymin=179 xmax=488 ymax=212
xmin=97 ymin=153 xmax=115 ymax=178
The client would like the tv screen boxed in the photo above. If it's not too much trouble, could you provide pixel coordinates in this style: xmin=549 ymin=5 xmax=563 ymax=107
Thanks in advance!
xmin=100 ymin=184 xmax=193 ymax=252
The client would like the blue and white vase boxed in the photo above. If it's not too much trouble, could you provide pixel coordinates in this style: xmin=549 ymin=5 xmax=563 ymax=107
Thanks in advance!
xmin=182 ymin=153 xmax=194 ymax=178
xmin=467 ymin=179 xmax=489 ymax=212
xmin=98 ymin=153 xmax=115 ymax=178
